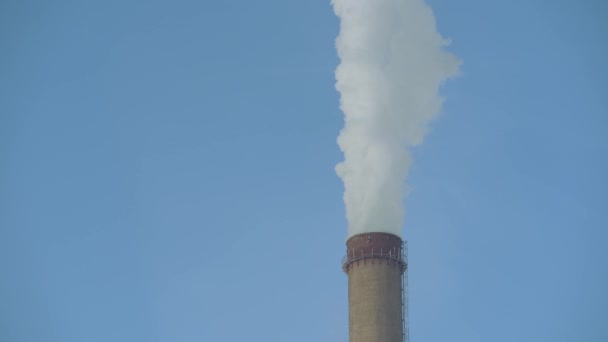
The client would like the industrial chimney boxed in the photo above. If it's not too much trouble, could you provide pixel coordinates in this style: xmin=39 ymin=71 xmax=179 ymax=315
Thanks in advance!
xmin=342 ymin=232 xmax=409 ymax=342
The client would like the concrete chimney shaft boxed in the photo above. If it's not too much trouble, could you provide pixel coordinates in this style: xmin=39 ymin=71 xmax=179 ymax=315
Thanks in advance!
xmin=343 ymin=232 xmax=406 ymax=342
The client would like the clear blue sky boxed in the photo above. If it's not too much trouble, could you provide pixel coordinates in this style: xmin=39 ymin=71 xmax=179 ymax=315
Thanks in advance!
xmin=1 ymin=0 xmax=606 ymax=341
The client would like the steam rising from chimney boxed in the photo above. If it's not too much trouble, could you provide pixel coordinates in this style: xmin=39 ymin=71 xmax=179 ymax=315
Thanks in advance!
xmin=332 ymin=0 xmax=461 ymax=237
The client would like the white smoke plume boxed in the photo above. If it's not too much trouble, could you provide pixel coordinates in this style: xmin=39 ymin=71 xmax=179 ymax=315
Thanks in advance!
xmin=332 ymin=0 xmax=461 ymax=237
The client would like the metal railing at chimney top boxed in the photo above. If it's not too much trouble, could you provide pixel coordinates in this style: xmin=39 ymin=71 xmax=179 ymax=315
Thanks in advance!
xmin=341 ymin=244 xmax=408 ymax=272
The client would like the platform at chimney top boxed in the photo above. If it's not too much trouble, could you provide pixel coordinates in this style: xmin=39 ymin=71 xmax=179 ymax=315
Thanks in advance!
xmin=342 ymin=232 xmax=408 ymax=273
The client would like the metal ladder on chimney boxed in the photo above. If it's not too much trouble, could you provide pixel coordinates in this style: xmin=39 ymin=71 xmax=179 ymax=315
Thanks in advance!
xmin=401 ymin=241 xmax=409 ymax=342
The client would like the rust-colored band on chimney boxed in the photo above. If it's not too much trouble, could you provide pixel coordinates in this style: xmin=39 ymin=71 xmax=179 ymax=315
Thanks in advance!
xmin=343 ymin=232 xmax=407 ymax=342
xmin=342 ymin=232 xmax=406 ymax=273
